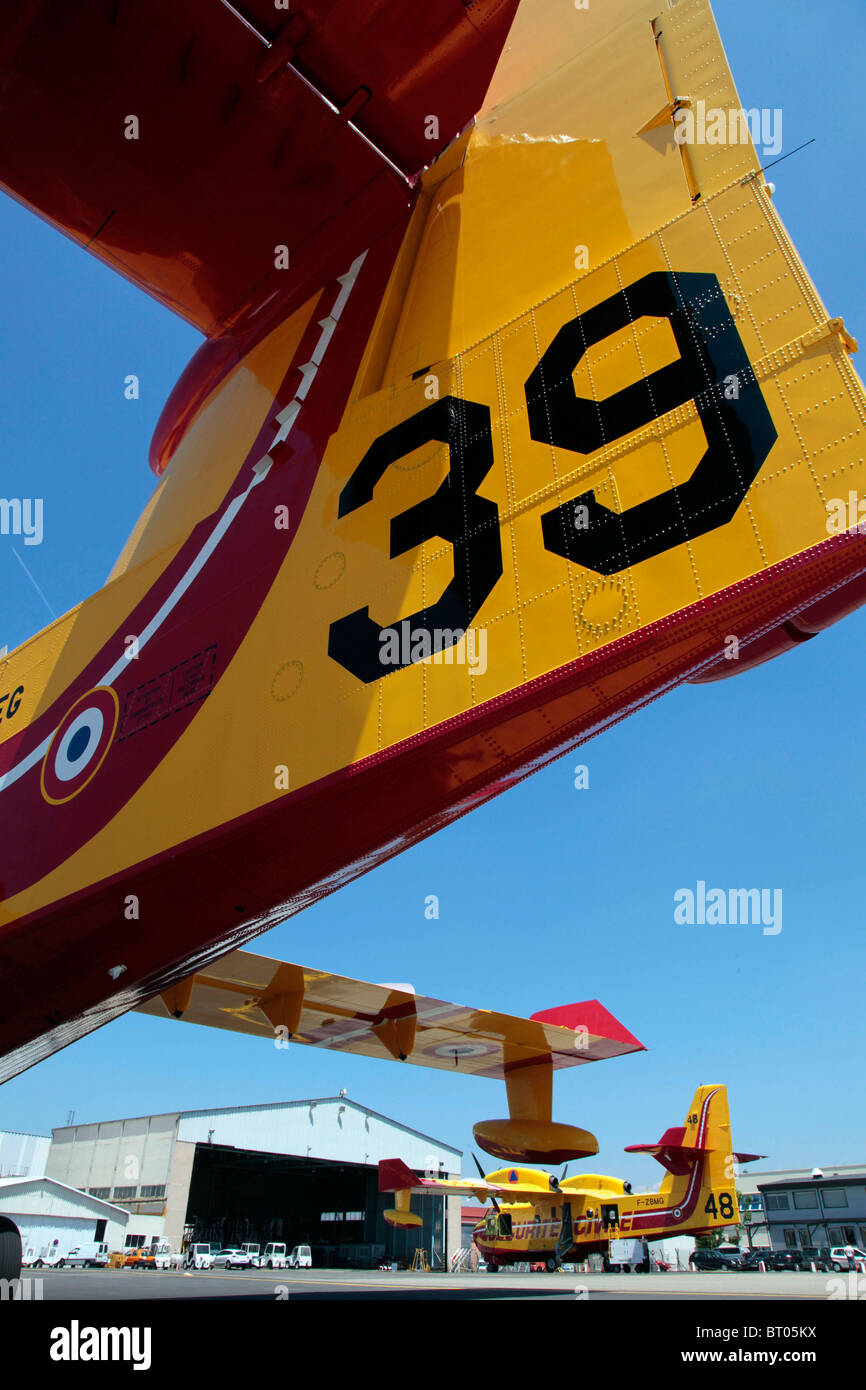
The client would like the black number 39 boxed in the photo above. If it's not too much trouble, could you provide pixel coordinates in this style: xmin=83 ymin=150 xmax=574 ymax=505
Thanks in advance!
xmin=329 ymin=272 xmax=777 ymax=680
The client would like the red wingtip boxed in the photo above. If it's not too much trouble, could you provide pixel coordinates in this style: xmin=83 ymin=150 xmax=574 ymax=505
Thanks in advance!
xmin=530 ymin=1000 xmax=645 ymax=1051
xmin=733 ymin=1152 xmax=766 ymax=1164
xmin=378 ymin=1158 xmax=420 ymax=1193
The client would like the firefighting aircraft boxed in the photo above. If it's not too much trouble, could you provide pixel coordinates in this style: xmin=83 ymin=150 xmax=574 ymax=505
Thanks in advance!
xmin=0 ymin=935 xmax=651 ymax=1278
xmin=0 ymin=2 xmax=863 ymax=1125
xmin=380 ymin=1084 xmax=763 ymax=1271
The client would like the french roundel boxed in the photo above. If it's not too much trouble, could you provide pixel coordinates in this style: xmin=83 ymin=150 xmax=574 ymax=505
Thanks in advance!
xmin=425 ymin=1041 xmax=496 ymax=1061
xmin=41 ymin=686 xmax=119 ymax=805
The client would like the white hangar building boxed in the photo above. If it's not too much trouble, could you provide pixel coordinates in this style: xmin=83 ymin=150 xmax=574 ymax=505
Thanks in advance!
xmin=0 ymin=1176 xmax=130 ymax=1264
xmin=45 ymin=1095 xmax=463 ymax=1266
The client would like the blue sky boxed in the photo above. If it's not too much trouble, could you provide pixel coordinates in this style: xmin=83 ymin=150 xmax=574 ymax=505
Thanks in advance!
xmin=1 ymin=0 xmax=864 ymax=1191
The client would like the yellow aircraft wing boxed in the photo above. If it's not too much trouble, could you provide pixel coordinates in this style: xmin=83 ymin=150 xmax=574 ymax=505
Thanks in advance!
xmin=135 ymin=946 xmax=643 ymax=1078
xmin=378 ymin=1158 xmax=553 ymax=1204
xmin=135 ymin=946 xmax=644 ymax=1164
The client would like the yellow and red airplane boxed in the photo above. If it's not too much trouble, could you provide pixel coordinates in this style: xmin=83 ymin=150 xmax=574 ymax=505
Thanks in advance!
xmin=380 ymin=1084 xmax=762 ymax=1271
xmin=1 ymin=0 xmax=864 ymax=1089
xmin=0 ymin=0 xmax=861 ymax=1245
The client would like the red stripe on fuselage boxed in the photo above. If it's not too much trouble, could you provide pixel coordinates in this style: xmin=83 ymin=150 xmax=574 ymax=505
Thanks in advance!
xmin=0 ymin=226 xmax=409 ymax=900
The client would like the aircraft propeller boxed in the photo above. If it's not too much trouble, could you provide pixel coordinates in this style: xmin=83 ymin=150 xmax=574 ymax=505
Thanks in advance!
xmin=547 ymin=1161 xmax=570 ymax=1193
xmin=473 ymin=1151 xmax=502 ymax=1215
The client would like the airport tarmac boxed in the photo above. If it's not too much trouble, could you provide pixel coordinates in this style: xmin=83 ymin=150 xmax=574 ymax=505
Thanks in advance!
xmin=13 ymin=1267 xmax=840 ymax=1300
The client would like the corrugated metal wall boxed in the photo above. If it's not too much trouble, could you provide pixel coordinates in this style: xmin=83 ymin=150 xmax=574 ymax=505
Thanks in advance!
xmin=0 ymin=1130 xmax=50 ymax=1178
xmin=46 ymin=1112 xmax=179 ymax=1195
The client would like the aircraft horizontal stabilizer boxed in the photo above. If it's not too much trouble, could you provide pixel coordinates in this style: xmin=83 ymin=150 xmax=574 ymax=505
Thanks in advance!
xmin=624 ymin=1129 xmax=708 ymax=1177
xmin=0 ymin=0 xmax=519 ymax=341
xmin=626 ymin=1086 xmax=764 ymax=1175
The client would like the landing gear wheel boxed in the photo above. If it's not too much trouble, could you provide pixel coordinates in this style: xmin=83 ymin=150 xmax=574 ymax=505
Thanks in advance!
xmin=486 ymin=1261 xmax=499 ymax=1273
xmin=0 ymin=1223 xmax=22 ymax=1283
xmin=545 ymin=1257 xmax=560 ymax=1273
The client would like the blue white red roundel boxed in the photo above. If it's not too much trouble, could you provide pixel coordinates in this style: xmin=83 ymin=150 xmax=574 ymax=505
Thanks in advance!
xmin=41 ymin=686 xmax=119 ymax=804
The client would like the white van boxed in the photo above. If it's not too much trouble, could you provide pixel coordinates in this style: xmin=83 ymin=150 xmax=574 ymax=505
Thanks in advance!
xmin=63 ymin=1242 xmax=109 ymax=1268
xmin=287 ymin=1245 xmax=312 ymax=1269
xmin=262 ymin=1242 xmax=287 ymax=1269
xmin=183 ymin=1243 xmax=215 ymax=1270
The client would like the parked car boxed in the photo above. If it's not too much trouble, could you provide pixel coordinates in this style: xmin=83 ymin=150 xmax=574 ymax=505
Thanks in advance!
xmin=287 ymin=1245 xmax=312 ymax=1269
xmin=739 ymin=1248 xmax=827 ymax=1272
xmin=771 ymin=1250 xmax=804 ymax=1271
xmin=689 ymin=1248 xmax=741 ymax=1271
xmin=65 ymin=1242 xmax=110 ymax=1269
xmin=794 ymin=1248 xmax=830 ymax=1272
xmin=212 ymin=1248 xmax=252 ymax=1270
xmin=829 ymin=1246 xmax=866 ymax=1271
xmin=123 ymin=1247 xmax=157 ymax=1270
xmin=738 ymin=1248 xmax=776 ymax=1270
xmin=795 ymin=1251 xmax=834 ymax=1273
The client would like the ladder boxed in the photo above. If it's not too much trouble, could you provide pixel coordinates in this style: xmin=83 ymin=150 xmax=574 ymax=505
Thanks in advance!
xmin=410 ymin=1247 xmax=430 ymax=1272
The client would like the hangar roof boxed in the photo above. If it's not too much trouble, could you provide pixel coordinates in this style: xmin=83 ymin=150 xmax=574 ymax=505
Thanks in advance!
xmin=178 ymin=1096 xmax=460 ymax=1155
xmin=48 ymin=1096 xmax=461 ymax=1175
xmin=0 ymin=1175 xmax=129 ymax=1219
xmin=176 ymin=1096 xmax=461 ymax=1172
